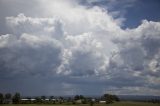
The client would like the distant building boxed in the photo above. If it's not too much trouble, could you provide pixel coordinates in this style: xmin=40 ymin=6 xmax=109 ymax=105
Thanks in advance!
xmin=92 ymin=98 xmax=95 ymax=102
xmin=75 ymin=99 xmax=82 ymax=103
xmin=21 ymin=98 xmax=30 ymax=101
xmin=31 ymin=99 xmax=36 ymax=101
xmin=21 ymin=98 xmax=36 ymax=101
xmin=99 ymin=100 xmax=106 ymax=103
xmin=51 ymin=99 xmax=56 ymax=101
xmin=44 ymin=99 xmax=49 ymax=101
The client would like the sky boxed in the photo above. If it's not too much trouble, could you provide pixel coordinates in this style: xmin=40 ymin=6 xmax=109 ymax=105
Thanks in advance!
xmin=0 ymin=0 xmax=160 ymax=96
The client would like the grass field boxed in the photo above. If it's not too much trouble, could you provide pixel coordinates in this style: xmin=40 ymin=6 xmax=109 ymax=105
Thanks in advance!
xmin=0 ymin=102 xmax=160 ymax=106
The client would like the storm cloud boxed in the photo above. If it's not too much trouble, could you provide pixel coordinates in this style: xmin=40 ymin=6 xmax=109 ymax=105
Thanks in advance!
xmin=0 ymin=0 xmax=160 ymax=96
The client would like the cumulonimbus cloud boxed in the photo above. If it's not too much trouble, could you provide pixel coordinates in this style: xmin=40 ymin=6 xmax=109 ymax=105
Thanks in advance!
xmin=0 ymin=0 xmax=160 ymax=95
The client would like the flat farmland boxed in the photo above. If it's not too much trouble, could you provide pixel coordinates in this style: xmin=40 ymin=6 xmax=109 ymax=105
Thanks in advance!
xmin=1 ymin=102 xmax=160 ymax=106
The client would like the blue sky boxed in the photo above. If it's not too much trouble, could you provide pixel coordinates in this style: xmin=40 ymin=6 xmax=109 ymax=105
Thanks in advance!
xmin=80 ymin=0 xmax=160 ymax=28
xmin=123 ymin=0 xmax=160 ymax=28
xmin=0 ymin=0 xmax=160 ymax=96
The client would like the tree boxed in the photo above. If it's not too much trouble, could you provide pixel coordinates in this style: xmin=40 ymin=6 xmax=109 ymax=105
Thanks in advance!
xmin=49 ymin=96 xmax=55 ymax=104
xmin=35 ymin=97 xmax=42 ymax=103
xmin=67 ymin=97 xmax=72 ymax=102
xmin=12 ymin=92 xmax=21 ymax=104
xmin=112 ymin=95 xmax=119 ymax=101
xmin=106 ymin=95 xmax=113 ymax=104
xmin=89 ymin=98 xmax=94 ymax=106
xmin=0 ymin=93 xmax=4 ymax=104
xmin=79 ymin=95 xmax=84 ymax=99
xmin=90 ymin=100 xmax=93 ymax=106
xmin=103 ymin=94 xmax=120 ymax=104
xmin=41 ymin=96 xmax=46 ymax=100
xmin=5 ymin=93 xmax=12 ymax=104
xmin=40 ymin=96 xmax=46 ymax=104
xmin=74 ymin=95 xmax=80 ymax=100
xmin=82 ymin=98 xmax=87 ymax=104
xmin=103 ymin=94 xmax=113 ymax=104
xmin=59 ymin=96 xmax=63 ymax=104
xmin=5 ymin=93 xmax=12 ymax=100
xmin=49 ymin=96 xmax=54 ymax=100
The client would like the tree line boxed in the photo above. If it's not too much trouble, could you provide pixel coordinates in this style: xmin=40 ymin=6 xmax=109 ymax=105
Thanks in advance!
xmin=0 ymin=92 xmax=121 ymax=104
xmin=0 ymin=92 xmax=21 ymax=104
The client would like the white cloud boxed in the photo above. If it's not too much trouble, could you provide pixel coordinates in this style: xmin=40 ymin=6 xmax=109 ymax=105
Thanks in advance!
xmin=0 ymin=0 xmax=160 ymax=96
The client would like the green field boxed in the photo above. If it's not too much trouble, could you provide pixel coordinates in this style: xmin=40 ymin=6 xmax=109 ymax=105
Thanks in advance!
xmin=0 ymin=102 xmax=160 ymax=106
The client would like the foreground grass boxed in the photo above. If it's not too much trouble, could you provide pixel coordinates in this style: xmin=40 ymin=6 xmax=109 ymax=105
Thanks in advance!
xmin=1 ymin=102 xmax=160 ymax=106
xmin=106 ymin=101 xmax=160 ymax=106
